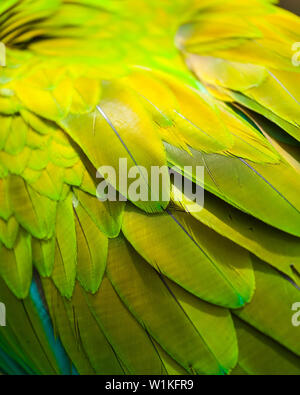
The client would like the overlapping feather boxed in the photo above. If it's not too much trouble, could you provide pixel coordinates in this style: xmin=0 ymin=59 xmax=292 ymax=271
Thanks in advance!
xmin=0 ymin=0 xmax=299 ymax=376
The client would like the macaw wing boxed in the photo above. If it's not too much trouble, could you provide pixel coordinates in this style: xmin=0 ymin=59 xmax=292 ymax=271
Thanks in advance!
xmin=0 ymin=0 xmax=299 ymax=375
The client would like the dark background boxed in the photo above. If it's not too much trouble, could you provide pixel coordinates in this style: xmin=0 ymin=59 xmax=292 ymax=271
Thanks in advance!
xmin=280 ymin=0 xmax=300 ymax=15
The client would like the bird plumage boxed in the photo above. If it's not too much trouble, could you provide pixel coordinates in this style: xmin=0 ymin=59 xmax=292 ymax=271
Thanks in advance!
xmin=0 ymin=0 xmax=299 ymax=375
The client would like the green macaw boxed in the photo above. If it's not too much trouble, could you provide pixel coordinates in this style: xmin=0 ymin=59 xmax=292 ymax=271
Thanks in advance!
xmin=0 ymin=0 xmax=299 ymax=375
